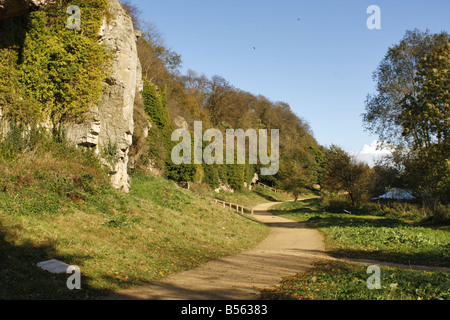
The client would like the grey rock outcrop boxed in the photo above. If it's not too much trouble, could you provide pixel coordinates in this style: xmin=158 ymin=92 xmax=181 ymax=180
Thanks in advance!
xmin=214 ymin=184 xmax=234 ymax=194
xmin=174 ymin=116 xmax=189 ymax=130
xmin=249 ymin=173 xmax=259 ymax=190
xmin=50 ymin=0 xmax=142 ymax=193
xmin=0 ymin=0 xmax=54 ymax=20
xmin=94 ymin=0 xmax=142 ymax=192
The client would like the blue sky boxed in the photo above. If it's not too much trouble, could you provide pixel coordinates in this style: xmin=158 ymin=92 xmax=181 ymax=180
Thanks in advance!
xmin=128 ymin=0 xmax=450 ymax=163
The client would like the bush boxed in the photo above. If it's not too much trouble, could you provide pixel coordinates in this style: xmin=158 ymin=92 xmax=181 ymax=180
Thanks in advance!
xmin=202 ymin=163 xmax=220 ymax=189
xmin=0 ymin=127 xmax=110 ymax=216
xmin=320 ymin=193 xmax=353 ymax=213
xmin=226 ymin=164 xmax=245 ymax=191
xmin=0 ymin=123 xmax=50 ymax=160
xmin=434 ymin=205 xmax=450 ymax=223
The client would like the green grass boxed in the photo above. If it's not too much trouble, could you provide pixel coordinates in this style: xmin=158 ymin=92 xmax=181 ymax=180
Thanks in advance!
xmin=270 ymin=199 xmax=450 ymax=267
xmin=0 ymin=142 xmax=270 ymax=299
xmin=264 ymin=198 xmax=450 ymax=300
xmin=261 ymin=261 xmax=450 ymax=300
xmin=212 ymin=185 xmax=294 ymax=209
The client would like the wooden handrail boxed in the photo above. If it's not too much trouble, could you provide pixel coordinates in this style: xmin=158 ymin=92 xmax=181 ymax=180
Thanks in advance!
xmin=212 ymin=183 xmax=294 ymax=216
xmin=212 ymin=199 xmax=254 ymax=216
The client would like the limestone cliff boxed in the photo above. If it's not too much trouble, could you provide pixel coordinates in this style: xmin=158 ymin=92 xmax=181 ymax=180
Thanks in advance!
xmin=63 ymin=0 xmax=142 ymax=192
xmin=98 ymin=0 xmax=142 ymax=192
xmin=0 ymin=0 xmax=143 ymax=193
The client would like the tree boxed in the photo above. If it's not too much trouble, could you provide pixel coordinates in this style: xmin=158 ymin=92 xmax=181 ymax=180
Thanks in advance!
xmin=204 ymin=75 xmax=235 ymax=126
xmin=363 ymin=29 xmax=450 ymax=145
xmin=323 ymin=146 xmax=373 ymax=207
xmin=281 ymin=160 xmax=313 ymax=202
xmin=372 ymin=160 xmax=407 ymax=197
xmin=399 ymin=41 xmax=450 ymax=149
xmin=119 ymin=0 xmax=142 ymax=30
xmin=142 ymin=81 xmax=172 ymax=144
xmin=401 ymin=41 xmax=450 ymax=206
xmin=404 ymin=145 xmax=449 ymax=208
xmin=363 ymin=30 xmax=449 ymax=209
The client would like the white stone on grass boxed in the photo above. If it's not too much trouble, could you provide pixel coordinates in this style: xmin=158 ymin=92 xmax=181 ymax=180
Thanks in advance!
xmin=37 ymin=259 xmax=70 ymax=274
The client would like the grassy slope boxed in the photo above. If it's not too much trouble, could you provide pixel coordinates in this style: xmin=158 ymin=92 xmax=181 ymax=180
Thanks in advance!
xmin=211 ymin=185 xmax=294 ymax=209
xmin=263 ymin=199 xmax=450 ymax=300
xmin=0 ymin=146 xmax=272 ymax=299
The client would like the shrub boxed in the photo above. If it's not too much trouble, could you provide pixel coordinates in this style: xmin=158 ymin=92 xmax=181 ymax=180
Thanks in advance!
xmin=202 ymin=163 xmax=220 ymax=189
xmin=0 ymin=126 xmax=110 ymax=216
xmin=226 ymin=164 xmax=245 ymax=191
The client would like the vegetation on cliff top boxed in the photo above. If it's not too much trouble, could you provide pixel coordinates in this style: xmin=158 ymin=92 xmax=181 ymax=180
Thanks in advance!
xmin=0 ymin=0 xmax=109 ymax=125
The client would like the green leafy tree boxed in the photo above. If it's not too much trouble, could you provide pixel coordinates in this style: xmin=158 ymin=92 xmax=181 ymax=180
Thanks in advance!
xmin=363 ymin=29 xmax=450 ymax=145
xmin=323 ymin=146 xmax=373 ymax=207
xmin=372 ymin=161 xmax=407 ymax=197
xmin=363 ymin=30 xmax=449 ymax=209
xmin=226 ymin=163 xmax=245 ymax=191
xmin=281 ymin=160 xmax=312 ymax=202
xmin=404 ymin=146 xmax=449 ymax=208
xmin=399 ymin=41 xmax=450 ymax=149
xmin=400 ymin=41 xmax=450 ymax=206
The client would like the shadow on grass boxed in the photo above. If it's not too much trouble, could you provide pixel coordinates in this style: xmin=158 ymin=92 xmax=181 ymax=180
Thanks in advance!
xmin=270 ymin=199 xmax=406 ymax=228
xmin=326 ymin=248 xmax=450 ymax=268
xmin=0 ymin=223 xmax=111 ymax=300
xmin=253 ymin=189 xmax=279 ymax=202
xmin=269 ymin=199 xmax=450 ymax=268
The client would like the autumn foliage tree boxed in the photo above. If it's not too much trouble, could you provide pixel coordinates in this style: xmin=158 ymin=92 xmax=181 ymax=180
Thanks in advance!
xmin=123 ymin=1 xmax=323 ymax=191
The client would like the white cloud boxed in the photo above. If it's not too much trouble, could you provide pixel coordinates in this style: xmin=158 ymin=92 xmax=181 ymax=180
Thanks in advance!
xmin=351 ymin=141 xmax=393 ymax=167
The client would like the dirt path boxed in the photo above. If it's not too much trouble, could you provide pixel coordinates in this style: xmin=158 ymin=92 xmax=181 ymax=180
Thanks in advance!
xmin=107 ymin=201 xmax=327 ymax=300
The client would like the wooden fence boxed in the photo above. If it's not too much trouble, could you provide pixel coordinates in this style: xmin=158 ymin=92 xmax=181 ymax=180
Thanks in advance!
xmin=212 ymin=199 xmax=254 ymax=216
xmin=212 ymin=183 xmax=294 ymax=217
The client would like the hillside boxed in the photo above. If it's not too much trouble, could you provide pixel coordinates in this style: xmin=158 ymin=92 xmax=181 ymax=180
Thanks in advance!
xmin=0 ymin=132 xmax=283 ymax=299
xmin=0 ymin=0 xmax=324 ymax=299
xmin=1 ymin=0 xmax=326 ymax=194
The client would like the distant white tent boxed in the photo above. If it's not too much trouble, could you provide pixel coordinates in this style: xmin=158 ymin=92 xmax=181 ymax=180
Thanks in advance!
xmin=372 ymin=189 xmax=415 ymax=200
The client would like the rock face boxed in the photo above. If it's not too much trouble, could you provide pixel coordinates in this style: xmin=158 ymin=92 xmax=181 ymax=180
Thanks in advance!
xmin=249 ymin=173 xmax=259 ymax=190
xmin=95 ymin=0 xmax=142 ymax=192
xmin=52 ymin=0 xmax=143 ymax=193
xmin=174 ymin=116 xmax=189 ymax=130
xmin=0 ymin=0 xmax=142 ymax=192
xmin=0 ymin=0 xmax=53 ymax=20
xmin=214 ymin=184 xmax=234 ymax=194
